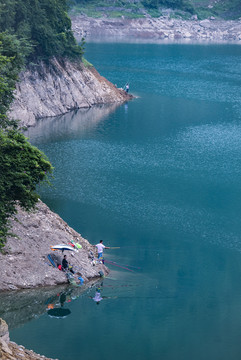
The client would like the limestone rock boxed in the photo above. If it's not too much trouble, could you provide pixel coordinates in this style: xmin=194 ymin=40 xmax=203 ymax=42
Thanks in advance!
xmin=0 ymin=200 xmax=108 ymax=292
xmin=71 ymin=14 xmax=241 ymax=44
xmin=0 ymin=319 xmax=9 ymax=343
xmin=9 ymin=57 xmax=132 ymax=128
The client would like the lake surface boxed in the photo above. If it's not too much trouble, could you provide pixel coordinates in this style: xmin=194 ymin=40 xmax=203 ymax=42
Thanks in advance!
xmin=7 ymin=43 xmax=241 ymax=359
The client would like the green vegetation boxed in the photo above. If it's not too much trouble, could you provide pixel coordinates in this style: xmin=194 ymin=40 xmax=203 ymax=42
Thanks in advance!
xmin=0 ymin=32 xmax=53 ymax=248
xmin=0 ymin=0 xmax=91 ymax=249
xmin=0 ymin=1 xmax=70 ymax=248
xmin=70 ymin=0 xmax=241 ymax=19
xmin=142 ymin=0 xmax=194 ymax=13
xmin=82 ymin=57 xmax=93 ymax=68
xmin=0 ymin=32 xmax=31 ymax=128
xmin=70 ymin=0 xmax=194 ymax=18
xmin=70 ymin=0 xmax=143 ymax=18
xmin=0 ymin=128 xmax=52 ymax=248
xmin=0 ymin=0 xmax=84 ymax=61
xmin=194 ymin=0 xmax=241 ymax=20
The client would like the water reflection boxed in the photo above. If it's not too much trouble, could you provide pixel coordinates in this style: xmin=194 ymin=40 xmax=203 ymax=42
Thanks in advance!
xmin=0 ymin=282 xmax=96 ymax=330
xmin=47 ymin=289 xmax=73 ymax=318
xmin=91 ymin=282 xmax=104 ymax=305
xmin=24 ymin=103 xmax=122 ymax=144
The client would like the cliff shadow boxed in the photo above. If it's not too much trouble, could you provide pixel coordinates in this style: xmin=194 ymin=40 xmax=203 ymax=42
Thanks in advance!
xmin=24 ymin=103 xmax=122 ymax=144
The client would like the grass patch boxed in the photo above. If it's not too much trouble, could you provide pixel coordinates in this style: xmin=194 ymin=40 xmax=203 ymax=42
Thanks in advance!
xmin=170 ymin=10 xmax=192 ymax=19
xmin=71 ymin=6 xmax=145 ymax=19
xmin=108 ymin=11 xmax=144 ymax=18
xmin=70 ymin=5 xmax=102 ymax=17
xmin=82 ymin=57 xmax=93 ymax=68
xmin=147 ymin=8 xmax=162 ymax=17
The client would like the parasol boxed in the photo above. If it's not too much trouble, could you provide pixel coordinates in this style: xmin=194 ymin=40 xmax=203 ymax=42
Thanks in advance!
xmin=51 ymin=244 xmax=76 ymax=253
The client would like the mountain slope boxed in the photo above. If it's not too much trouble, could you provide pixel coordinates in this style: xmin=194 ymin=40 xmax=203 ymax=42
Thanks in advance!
xmin=70 ymin=0 xmax=241 ymax=20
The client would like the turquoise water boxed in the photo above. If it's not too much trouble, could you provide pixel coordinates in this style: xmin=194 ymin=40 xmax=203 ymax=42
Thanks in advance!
xmin=9 ymin=43 xmax=241 ymax=360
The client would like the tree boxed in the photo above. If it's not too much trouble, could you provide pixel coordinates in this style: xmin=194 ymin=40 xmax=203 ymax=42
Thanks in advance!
xmin=0 ymin=0 xmax=84 ymax=60
xmin=0 ymin=0 xmax=85 ymax=248
xmin=0 ymin=32 xmax=52 ymax=248
xmin=0 ymin=32 xmax=31 ymax=128
xmin=0 ymin=129 xmax=52 ymax=247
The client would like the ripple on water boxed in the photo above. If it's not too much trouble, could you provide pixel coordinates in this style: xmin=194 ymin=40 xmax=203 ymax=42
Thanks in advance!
xmin=40 ymin=120 xmax=241 ymax=252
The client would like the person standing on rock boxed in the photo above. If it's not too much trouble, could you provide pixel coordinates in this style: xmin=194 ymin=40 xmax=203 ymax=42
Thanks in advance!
xmin=125 ymin=83 xmax=129 ymax=93
xmin=96 ymin=240 xmax=110 ymax=259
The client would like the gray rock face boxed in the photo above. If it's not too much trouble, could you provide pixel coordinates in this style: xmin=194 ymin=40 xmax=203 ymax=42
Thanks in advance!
xmin=9 ymin=57 xmax=132 ymax=127
xmin=0 ymin=200 xmax=108 ymax=292
xmin=0 ymin=319 xmax=9 ymax=343
xmin=71 ymin=15 xmax=241 ymax=43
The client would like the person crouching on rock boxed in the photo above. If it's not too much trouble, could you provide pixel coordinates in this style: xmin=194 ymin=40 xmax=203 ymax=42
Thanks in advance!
xmin=62 ymin=255 xmax=74 ymax=273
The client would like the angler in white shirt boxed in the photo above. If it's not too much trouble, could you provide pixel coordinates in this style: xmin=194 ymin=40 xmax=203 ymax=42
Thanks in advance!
xmin=95 ymin=240 xmax=110 ymax=259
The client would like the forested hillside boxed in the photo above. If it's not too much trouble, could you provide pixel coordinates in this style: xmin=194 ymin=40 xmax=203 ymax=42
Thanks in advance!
xmin=0 ymin=0 xmax=83 ymax=60
xmin=70 ymin=0 xmax=241 ymax=20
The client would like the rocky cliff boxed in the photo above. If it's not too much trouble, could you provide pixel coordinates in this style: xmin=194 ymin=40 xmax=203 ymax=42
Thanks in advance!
xmin=9 ymin=57 xmax=132 ymax=127
xmin=71 ymin=14 xmax=241 ymax=42
xmin=0 ymin=200 xmax=108 ymax=292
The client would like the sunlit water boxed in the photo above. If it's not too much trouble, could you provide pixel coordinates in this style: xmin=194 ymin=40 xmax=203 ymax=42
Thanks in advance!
xmin=4 ymin=43 xmax=241 ymax=360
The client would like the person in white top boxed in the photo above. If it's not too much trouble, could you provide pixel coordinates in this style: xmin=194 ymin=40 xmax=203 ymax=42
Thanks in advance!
xmin=96 ymin=240 xmax=110 ymax=259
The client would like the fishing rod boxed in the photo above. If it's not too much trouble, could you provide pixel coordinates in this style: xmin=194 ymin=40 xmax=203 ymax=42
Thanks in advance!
xmin=109 ymin=247 xmax=121 ymax=249
xmin=104 ymin=259 xmax=134 ymax=272
xmin=106 ymin=259 xmax=142 ymax=270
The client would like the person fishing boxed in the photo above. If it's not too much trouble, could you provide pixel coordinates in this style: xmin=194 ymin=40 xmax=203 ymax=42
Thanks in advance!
xmin=95 ymin=240 xmax=110 ymax=259
xmin=62 ymin=255 xmax=74 ymax=273
xmin=125 ymin=83 xmax=129 ymax=93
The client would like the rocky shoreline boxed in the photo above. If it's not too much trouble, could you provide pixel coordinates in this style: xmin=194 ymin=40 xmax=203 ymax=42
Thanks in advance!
xmin=0 ymin=201 xmax=109 ymax=359
xmin=71 ymin=14 xmax=241 ymax=43
xmin=0 ymin=200 xmax=108 ymax=292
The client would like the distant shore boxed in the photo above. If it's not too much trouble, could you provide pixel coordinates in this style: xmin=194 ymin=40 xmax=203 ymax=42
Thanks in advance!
xmin=71 ymin=14 xmax=241 ymax=43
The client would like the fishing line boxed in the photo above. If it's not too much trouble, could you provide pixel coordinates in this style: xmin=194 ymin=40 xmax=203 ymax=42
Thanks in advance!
xmin=104 ymin=260 xmax=134 ymax=272
xmin=106 ymin=259 xmax=142 ymax=270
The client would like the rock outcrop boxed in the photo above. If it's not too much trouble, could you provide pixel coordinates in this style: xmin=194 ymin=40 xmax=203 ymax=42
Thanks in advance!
xmin=0 ymin=318 xmax=57 ymax=360
xmin=0 ymin=200 xmax=108 ymax=292
xmin=9 ymin=57 xmax=132 ymax=127
xmin=71 ymin=15 xmax=241 ymax=43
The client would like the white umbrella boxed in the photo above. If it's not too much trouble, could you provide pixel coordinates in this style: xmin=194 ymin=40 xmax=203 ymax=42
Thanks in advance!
xmin=51 ymin=244 xmax=76 ymax=252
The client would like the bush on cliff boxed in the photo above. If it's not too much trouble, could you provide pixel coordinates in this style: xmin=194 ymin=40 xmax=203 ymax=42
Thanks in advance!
xmin=0 ymin=32 xmax=31 ymax=128
xmin=0 ymin=130 xmax=52 ymax=248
